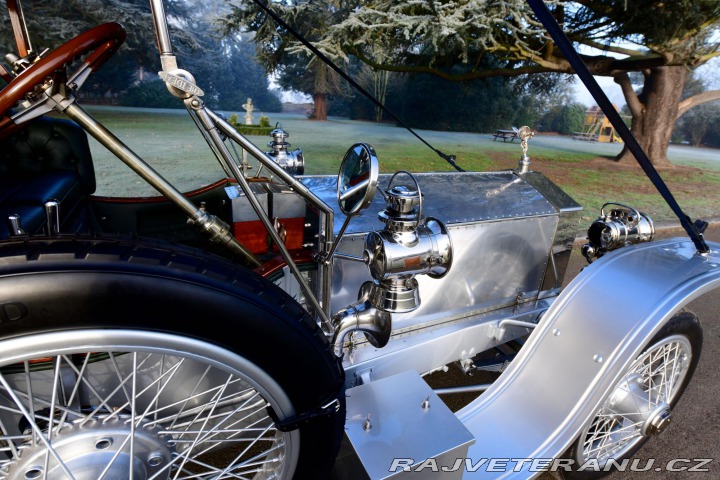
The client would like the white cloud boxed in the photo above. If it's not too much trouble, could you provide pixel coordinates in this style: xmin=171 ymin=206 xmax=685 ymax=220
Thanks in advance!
xmin=571 ymin=75 xmax=626 ymax=109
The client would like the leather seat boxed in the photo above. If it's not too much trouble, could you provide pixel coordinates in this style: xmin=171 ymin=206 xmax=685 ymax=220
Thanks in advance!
xmin=0 ymin=117 xmax=95 ymax=238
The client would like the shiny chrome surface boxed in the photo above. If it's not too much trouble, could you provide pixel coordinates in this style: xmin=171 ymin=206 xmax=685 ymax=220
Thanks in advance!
xmin=515 ymin=126 xmax=534 ymax=174
xmin=7 ymin=214 xmax=24 ymax=236
xmin=364 ymin=218 xmax=452 ymax=281
xmin=368 ymin=277 xmax=421 ymax=313
xmin=149 ymin=0 xmax=173 ymax=56
xmin=576 ymin=333 xmax=691 ymax=464
xmin=324 ymin=172 xmax=559 ymax=343
xmin=332 ymin=282 xmax=393 ymax=356
xmin=0 ymin=330 xmax=299 ymax=479
xmin=332 ymin=171 xmax=454 ymax=356
xmin=584 ymin=202 xmax=655 ymax=262
xmin=332 ymin=216 xmax=556 ymax=333
xmin=266 ymin=126 xmax=304 ymax=175
xmin=378 ymin=171 xmax=424 ymax=232
xmin=43 ymin=200 xmax=59 ymax=235
xmin=384 ymin=185 xmax=421 ymax=216
xmin=455 ymin=239 xmax=720 ymax=477
xmin=337 ymin=144 xmax=379 ymax=216
xmin=312 ymin=171 xmax=561 ymax=325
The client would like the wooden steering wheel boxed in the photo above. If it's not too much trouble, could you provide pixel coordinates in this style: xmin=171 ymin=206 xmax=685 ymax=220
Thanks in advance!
xmin=0 ymin=22 xmax=126 ymax=134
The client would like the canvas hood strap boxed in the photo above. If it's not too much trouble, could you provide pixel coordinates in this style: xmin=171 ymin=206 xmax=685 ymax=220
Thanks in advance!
xmin=527 ymin=0 xmax=709 ymax=254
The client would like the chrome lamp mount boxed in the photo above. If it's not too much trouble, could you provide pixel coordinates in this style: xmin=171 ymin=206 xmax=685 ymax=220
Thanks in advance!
xmin=331 ymin=166 xmax=453 ymax=357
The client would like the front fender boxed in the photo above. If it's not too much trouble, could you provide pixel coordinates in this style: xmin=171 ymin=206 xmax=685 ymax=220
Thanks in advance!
xmin=457 ymin=238 xmax=720 ymax=478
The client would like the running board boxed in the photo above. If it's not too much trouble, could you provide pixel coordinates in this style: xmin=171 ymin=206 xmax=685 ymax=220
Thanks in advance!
xmin=337 ymin=370 xmax=474 ymax=479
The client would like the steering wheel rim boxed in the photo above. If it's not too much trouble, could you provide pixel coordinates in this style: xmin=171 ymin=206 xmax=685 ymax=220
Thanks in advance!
xmin=0 ymin=22 xmax=126 ymax=117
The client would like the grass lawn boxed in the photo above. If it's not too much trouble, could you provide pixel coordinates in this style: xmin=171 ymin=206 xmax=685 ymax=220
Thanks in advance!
xmin=82 ymin=106 xmax=720 ymax=229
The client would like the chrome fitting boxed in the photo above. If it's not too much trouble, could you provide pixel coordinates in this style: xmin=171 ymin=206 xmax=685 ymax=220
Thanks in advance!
xmin=364 ymin=218 xmax=452 ymax=281
xmin=44 ymin=199 xmax=60 ymax=236
xmin=266 ymin=125 xmax=304 ymax=175
xmin=583 ymin=202 xmax=654 ymax=263
xmin=515 ymin=126 xmax=534 ymax=174
xmin=159 ymin=69 xmax=204 ymax=99
xmin=7 ymin=214 xmax=25 ymax=236
xmin=332 ymin=172 xmax=453 ymax=356
xmin=332 ymin=282 xmax=392 ymax=357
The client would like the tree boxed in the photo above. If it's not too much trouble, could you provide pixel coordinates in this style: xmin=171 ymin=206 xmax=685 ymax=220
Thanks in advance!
xmin=675 ymin=71 xmax=720 ymax=147
xmin=0 ymin=0 xmax=200 ymax=70
xmin=677 ymin=103 xmax=720 ymax=147
xmin=321 ymin=0 xmax=720 ymax=166
xmin=539 ymin=102 xmax=588 ymax=134
xmin=0 ymin=0 xmax=280 ymax=112
xmin=222 ymin=1 xmax=355 ymax=120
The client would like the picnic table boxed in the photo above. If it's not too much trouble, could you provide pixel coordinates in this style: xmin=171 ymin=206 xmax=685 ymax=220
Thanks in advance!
xmin=493 ymin=129 xmax=518 ymax=142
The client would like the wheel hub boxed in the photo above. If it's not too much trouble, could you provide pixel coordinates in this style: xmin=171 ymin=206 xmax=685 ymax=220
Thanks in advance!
xmin=642 ymin=404 xmax=672 ymax=437
xmin=5 ymin=416 xmax=174 ymax=480
xmin=607 ymin=373 xmax=673 ymax=438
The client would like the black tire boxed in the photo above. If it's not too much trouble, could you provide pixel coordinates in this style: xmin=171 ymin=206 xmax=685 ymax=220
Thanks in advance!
xmin=0 ymin=235 xmax=345 ymax=479
xmin=561 ymin=311 xmax=702 ymax=479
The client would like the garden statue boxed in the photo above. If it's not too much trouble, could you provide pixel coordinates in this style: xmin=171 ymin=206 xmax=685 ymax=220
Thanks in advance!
xmin=242 ymin=97 xmax=254 ymax=125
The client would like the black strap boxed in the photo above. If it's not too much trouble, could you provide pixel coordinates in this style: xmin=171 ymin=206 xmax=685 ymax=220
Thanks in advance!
xmin=526 ymin=0 xmax=709 ymax=254
xmin=250 ymin=0 xmax=464 ymax=172
xmin=267 ymin=397 xmax=341 ymax=432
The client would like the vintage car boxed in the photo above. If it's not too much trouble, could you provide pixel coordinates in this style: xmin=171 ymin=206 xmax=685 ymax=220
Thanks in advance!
xmin=0 ymin=0 xmax=718 ymax=479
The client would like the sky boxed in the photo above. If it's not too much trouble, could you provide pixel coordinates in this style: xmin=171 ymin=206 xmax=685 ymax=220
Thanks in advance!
xmin=275 ymin=56 xmax=720 ymax=111
xmin=571 ymin=75 xmax=626 ymax=109
xmin=571 ymin=56 xmax=720 ymax=109
xmin=274 ymin=75 xmax=628 ymax=107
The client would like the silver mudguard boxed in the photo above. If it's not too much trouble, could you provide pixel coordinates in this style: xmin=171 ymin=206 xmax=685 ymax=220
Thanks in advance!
xmin=457 ymin=238 xmax=720 ymax=478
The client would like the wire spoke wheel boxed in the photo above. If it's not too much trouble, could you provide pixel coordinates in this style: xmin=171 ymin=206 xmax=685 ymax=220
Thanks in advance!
xmin=0 ymin=330 xmax=298 ymax=480
xmin=579 ymin=335 xmax=690 ymax=462
xmin=565 ymin=312 xmax=702 ymax=478
xmin=0 ymin=237 xmax=346 ymax=480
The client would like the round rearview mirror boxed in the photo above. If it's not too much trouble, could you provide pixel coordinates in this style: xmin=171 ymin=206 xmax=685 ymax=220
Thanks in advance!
xmin=337 ymin=143 xmax=379 ymax=216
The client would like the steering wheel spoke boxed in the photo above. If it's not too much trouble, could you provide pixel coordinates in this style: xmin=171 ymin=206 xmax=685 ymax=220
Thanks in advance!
xmin=11 ymin=70 xmax=74 ymax=125
xmin=67 ymin=61 xmax=93 ymax=92
xmin=0 ymin=22 xmax=126 ymax=136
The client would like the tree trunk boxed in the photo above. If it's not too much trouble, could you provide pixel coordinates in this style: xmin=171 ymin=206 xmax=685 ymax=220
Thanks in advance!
xmin=313 ymin=93 xmax=328 ymax=121
xmin=613 ymin=66 xmax=686 ymax=167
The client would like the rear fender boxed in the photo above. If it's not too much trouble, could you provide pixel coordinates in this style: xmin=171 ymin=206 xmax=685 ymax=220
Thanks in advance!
xmin=457 ymin=238 xmax=720 ymax=477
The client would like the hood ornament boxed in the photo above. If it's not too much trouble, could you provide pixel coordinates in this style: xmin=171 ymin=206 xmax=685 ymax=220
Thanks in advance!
xmin=514 ymin=126 xmax=534 ymax=173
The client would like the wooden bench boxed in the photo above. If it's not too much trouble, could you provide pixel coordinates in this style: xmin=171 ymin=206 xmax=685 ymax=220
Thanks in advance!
xmin=493 ymin=129 xmax=518 ymax=142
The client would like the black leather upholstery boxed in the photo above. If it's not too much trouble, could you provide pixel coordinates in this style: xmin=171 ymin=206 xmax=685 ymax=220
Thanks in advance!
xmin=0 ymin=117 xmax=95 ymax=238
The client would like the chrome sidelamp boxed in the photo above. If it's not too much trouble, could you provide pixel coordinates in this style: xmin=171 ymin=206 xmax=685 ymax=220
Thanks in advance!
xmin=582 ymin=203 xmax=655 ymax=263
xmin=266 ymin=125 xmax=304 ymax=175
xmin=331 ymin=167 xmax=453 ymax=356
xmin=363 ymin=172 xmax=453 ymax=312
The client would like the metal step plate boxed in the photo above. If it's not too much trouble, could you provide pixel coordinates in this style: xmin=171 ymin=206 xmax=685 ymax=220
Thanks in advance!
xmin=343 ymin=370 xmax=475 ymax=479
